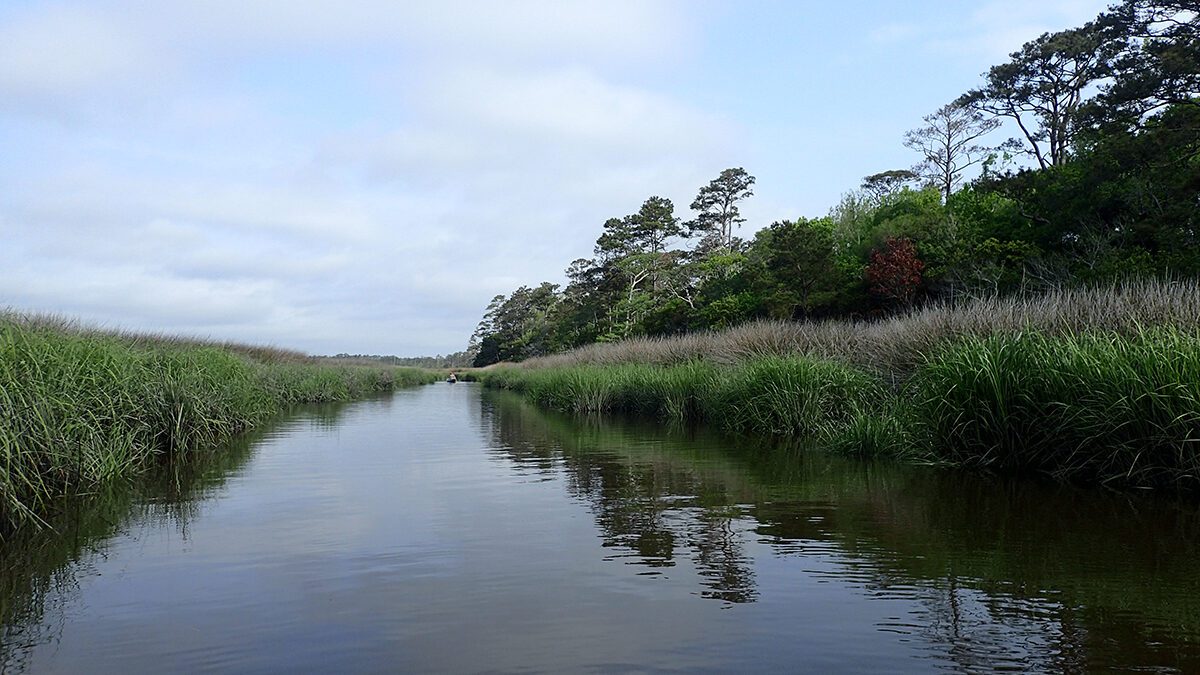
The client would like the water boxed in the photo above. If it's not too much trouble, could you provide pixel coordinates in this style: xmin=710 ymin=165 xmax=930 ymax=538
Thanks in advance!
xmin=4 ymin=383 xmax=1200 ymax=673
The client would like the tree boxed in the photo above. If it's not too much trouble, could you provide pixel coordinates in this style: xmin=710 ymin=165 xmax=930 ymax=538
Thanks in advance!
xmin=976 ymin=102 xmax=1200 ymax=268
xmin=469 ymin=293 xmax=508 ymax=361
xmin=468 ymin=283 xmax=562 ymax=364
xmin=631 ymin=195 xmax=682 ymax=254
xmin=1091 ymin=0 xmax=1200 ymax=130
xmin=594 ymin=216 xmax=639 ymax=262
xmin=595 ymin=196 xmax=682 ymax=259
xmin=592 ymin=196 xmax=686 ymax=338
xmin=904 ymin=103 xmax=1002 ymax=200
xmin=861 ymin=169 xmax=920 ymax=202
xmin=472 ymin=336 xmax=502 ymax=367
xmin=757 ymin=218 xmax=842 ymax=317
xmin=687 ymin=168 xmax=756 ymax=251
xmin=554 ymin=257 xmax=622 ymax=347
xmin=866 ymin=237 xmax=925 ymax=307
xmin=959 ymin=23 xmax=1123 ymax=169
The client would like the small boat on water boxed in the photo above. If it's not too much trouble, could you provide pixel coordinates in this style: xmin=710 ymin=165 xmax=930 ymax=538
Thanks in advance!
xmin=447 ymin=373 xmax=458 ymax=383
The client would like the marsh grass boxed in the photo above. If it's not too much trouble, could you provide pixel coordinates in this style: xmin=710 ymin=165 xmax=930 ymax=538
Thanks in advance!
xmin=484 ymin=333 xmax=1200 ymax=488
xmin=481 ymin=282 xmax=1200 ymax=488
xmin=3 ymin=310 xmax=313 ymax=364
xmin=522 ymin=278 xmax=1200 ymax=377
xmin=480 ymin=357 xmax=892 ymax=447
xmin=912 ymin=329 xmax=1200 ymax=487
xmin=0 ymin=316 xmax=436 ymax=534
xmin=703 ymin=357 xmax=883 ymax=436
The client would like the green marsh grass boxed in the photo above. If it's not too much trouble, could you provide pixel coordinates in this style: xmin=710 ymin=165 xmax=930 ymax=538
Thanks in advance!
xmin=703 ymin=357 xmax=882 ymax=436
xmin=486 ymin=333 xmax=1200 ymax=486
xmin=480 ymin=357 xmax=892 ymax=445
xmin=912 ymin=329 xmax=1200 ymax=486
xmin=0 ymin=316 xmax=437 ymax=534
xmin=481 ymin=285 xmax=1200 ymax=487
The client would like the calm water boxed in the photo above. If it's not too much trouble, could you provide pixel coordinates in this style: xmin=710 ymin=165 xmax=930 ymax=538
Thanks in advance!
xmin=4 ymin=383 xmax=1200 ymax=673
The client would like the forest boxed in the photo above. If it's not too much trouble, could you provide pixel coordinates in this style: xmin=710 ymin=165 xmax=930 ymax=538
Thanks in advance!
xmin=470 ymin=0 xmax=1199 ymax=367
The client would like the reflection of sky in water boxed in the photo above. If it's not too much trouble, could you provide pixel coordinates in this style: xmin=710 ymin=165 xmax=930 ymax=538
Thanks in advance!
xmin=4 ymin=384 xmax=1200 ymax=673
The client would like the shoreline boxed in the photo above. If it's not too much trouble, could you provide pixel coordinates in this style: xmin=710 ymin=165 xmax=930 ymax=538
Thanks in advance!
xmin=475 ymin=326 xmax=1200 ymax=490
xmin=0 ymin=317 xmax=438 ymax=536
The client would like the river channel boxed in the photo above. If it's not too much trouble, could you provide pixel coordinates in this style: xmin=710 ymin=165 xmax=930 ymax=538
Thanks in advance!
xmin=3 ymin=382 xmax=1200 ymax=673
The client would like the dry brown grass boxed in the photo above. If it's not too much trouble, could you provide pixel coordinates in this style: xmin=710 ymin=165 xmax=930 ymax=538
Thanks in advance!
xmin=520 ymin=278 xmax=1200 ymax=377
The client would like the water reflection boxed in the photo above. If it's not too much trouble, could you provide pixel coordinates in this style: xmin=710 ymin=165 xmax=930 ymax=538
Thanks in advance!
xmin=481 ymin=395 xmax=762 ymax=604
xmin=3 ymin=386 xmax=1200 ymax=673
xmin=480 ymin=390 xmax=1200 ymax=672
xmin=0 ymin=402 xmax=359 ymax=673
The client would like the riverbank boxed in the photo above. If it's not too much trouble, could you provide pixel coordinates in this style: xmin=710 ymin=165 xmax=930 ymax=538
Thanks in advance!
xmin=0 ymin=313 xmax=437 ymax=534
xmin=476 ymin=280 xmax=1200 ymax=489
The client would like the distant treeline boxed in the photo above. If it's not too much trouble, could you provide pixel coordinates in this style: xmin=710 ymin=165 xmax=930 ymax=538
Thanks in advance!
xmin=326 ymin=351 xmax=474 ymax=369
xmin=470 ymin=0 xmax=1199 ymax=367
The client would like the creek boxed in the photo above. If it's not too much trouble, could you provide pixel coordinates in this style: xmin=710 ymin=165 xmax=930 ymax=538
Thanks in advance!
xmin=3 ymin=383 xmax=1199 ymax=673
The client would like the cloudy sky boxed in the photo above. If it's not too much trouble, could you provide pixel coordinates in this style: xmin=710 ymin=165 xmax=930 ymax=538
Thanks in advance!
xmin=0 ymin=0 xmax=1112 ymax=356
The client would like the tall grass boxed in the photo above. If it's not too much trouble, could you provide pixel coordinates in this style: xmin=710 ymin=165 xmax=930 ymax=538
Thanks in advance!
xmin=3 ymin=311 xmax=313 ymax=364
xmin=484 ymin=332 xmax=1200 ymax=488
xmin=480 ymin=357 xmax=890 ymax=442
xmin=521 ymin=278 xmax=1200 ymax=377
xmin=912 ymin=329 xmax=1200 ymax=487
xmin=0 ymin=316 xmax=437 ymax=534
xmin=480 ymin=288 xmax=1200 ymax=488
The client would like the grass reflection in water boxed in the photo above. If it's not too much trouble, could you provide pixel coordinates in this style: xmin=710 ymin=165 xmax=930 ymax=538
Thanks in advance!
xmin=480 ymin=389 xmax=1200 ymax=672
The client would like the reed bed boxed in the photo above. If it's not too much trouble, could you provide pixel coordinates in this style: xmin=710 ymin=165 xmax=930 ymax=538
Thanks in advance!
xmin=481 ymin=357 xmax=887 ymax=442
xmin=913 ymin=329 xmax=1200 ymax=487
xmin=3 ymin=311 xmax=313 ymax=365
xmin=0 ymin=316 xmax=436 ymax=534
xmin=480 ymin=280 xmax=1200 ymax=488
xmin=521 ymin=278 xmax=1200 ymax=377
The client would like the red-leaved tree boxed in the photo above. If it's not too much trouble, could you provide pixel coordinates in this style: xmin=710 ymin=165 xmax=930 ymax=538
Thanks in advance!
xmin=866 ymin=237 xmax=924 ymax=307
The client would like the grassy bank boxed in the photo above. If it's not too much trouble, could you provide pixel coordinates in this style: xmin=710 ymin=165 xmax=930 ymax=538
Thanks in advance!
xmin=478 ymin=281 xmax=1200 ymax=488
xmin=522 ymin=278 xmax=1200 ymax=377
xmin=481 ymin=358 xmax=887 ymax=439
xmin=0 ymin=315 xmax=437 ymax=534
xmin=913 ymin=329 xmax=1200 ymax=485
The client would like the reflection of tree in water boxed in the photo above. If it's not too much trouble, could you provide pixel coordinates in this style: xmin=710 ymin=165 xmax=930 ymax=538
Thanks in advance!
xmin=689 ymin=506 xmax=756 ymax=602
xmin=756 ymin=471 xmax=1200 ymax=672
xmin=0 ymin=404 xmax=352 ymax=673
xmin=915 ymin=480 xmax=1200 ymax=673
xmin=480 ymin=396 xmax=758 ymax=603
xmin=482 ymin=390 xmax=1200 ymax=671
xmin=572 ymin=459 xmax=681 ymax=565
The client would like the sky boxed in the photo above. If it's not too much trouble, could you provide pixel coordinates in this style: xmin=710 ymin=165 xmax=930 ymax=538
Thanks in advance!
xmin=0 ymin=0 xmax=1115 ymax=356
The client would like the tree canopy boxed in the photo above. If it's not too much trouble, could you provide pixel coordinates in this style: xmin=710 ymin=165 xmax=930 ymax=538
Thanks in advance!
xmin=468 ymin=1 xmax=1200 ymax=366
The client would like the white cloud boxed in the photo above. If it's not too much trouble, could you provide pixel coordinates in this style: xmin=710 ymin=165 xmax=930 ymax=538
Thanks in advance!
xmin=431 ymin=66 xmax=730 ymax=155
xmin=0 ymin=0 xmax=748 ymax=355
xmin=151 ymin=0 xmax=692 ymax=64
xmin=864 ymin=0 xmax=1112 ymax=62
xmin=0 ymin=5 xmax=163 ymax=104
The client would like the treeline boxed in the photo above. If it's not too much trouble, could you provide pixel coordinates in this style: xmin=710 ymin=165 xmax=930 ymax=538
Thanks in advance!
xmin=471 ymin=0 xmax=1198 ymax=367
xmin=327 ymin=351 xmax=474 ymax=368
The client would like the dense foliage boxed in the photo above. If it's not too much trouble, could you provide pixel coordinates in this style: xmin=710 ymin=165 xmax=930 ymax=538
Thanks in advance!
xmin=472 ymin=0 xmax=1198 ymax=366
